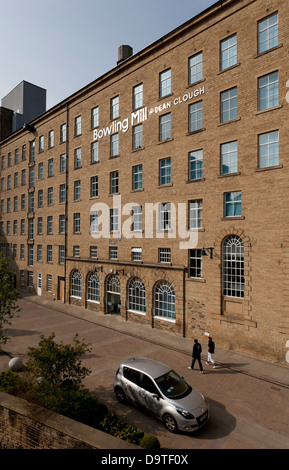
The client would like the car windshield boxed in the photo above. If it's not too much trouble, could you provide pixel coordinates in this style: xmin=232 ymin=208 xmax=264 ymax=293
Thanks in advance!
xmin=155 ymin=370 xmax=192 ymax=399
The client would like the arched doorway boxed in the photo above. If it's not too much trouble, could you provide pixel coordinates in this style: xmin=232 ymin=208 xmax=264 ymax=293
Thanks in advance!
xmin=106 ymin=274 xmax=121 ymax=314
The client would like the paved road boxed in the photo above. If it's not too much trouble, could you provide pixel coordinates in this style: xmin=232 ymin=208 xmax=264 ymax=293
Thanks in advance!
xmin=1 ymin=295 xmax=289 ymax=450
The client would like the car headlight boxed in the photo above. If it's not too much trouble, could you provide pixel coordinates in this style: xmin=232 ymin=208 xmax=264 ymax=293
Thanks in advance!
xmin=176 ymin=408 xmax=194 ymax=419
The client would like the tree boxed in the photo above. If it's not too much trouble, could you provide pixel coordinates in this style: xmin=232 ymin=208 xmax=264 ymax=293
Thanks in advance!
xmin=0 ymin=254 xmax=20 ymax=347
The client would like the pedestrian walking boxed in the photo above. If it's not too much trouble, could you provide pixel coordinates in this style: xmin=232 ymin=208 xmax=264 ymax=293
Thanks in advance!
xmin=188 ymin=339 xmax=204 ymax=373
xmin=206 ymin=336 xmax=217 ymax=368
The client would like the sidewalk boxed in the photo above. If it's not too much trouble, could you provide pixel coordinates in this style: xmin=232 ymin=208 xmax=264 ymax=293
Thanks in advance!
xmin=1 ymin=291 xmax=289 ymax=389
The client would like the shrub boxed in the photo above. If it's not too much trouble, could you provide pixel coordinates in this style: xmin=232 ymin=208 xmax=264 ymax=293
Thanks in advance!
xmin=0 ymin=370 xmax=27 ymax=395
xmin=100 ymin=412 xmax=144 ymax=445
xmin=140 ymin=433 xmax=161 ymax=450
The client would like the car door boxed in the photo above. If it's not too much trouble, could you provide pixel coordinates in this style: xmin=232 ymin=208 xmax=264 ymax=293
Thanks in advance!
xmin=137 ymin=373 xmax=163 ymax=419
xmin=121 ymin=367 xmax=142 ymax=406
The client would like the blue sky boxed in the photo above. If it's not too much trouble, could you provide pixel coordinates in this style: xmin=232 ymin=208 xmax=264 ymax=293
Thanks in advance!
xmin=1 ymin=0 xmax=216 ymax=110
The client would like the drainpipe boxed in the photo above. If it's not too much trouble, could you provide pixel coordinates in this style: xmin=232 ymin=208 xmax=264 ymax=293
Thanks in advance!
xmin=64 ymin=103 xmax=69 ymax=303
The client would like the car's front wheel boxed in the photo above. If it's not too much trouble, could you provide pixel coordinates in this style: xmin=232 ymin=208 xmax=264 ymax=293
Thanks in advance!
xmin=163 ymin=413 xmax=178 ymax=433
xmin=115 ymin=387 xmax=127 ymax=404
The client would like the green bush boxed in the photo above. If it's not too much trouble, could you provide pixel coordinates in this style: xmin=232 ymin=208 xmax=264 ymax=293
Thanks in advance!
xmin=140 ymin=433 xmax=161 ymax=450
xmin=100 ymin=412 xmax=144 ymax=445
xmin=0 ymin=370 xmax=27 ymax=395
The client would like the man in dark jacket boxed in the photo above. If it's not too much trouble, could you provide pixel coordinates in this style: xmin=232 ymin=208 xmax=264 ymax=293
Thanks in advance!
xmin=206 ymin=337 xmax=217 ymax=368
xmin=188 ymin=339 xmax=204 ymax=373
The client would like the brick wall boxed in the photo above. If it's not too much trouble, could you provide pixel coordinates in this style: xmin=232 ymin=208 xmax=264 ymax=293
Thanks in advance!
xmin=0 ymin=392 xmax=137 ymax=449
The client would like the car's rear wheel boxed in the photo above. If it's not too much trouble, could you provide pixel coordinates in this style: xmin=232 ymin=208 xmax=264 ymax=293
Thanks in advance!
xmin=163 ymin=413 xmax=178 ymax=433
xmin=115 ymin=387 xmax=127 ymax=404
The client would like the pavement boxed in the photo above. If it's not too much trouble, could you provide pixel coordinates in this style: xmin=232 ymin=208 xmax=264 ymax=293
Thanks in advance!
xmin=1 ymin=291 xmax=289 ymax=390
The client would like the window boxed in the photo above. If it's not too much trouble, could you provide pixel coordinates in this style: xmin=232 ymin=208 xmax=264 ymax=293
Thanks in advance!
xmin=47 ymin=245 xmax=52 ymax=263
xmin=160 ymin=69 xmax=171 ymax=98
xmin=28 ymin=245 xmax=34 ymax=266
xmin=189 ymin=200 xmax=202 ymax=229
xmin=28 ymin=192 xmax=34 ymax=213
xmin=47 ymin=275 xmax=52 ymax=292
xmin=38 ymin=190 xmax=43 ymax=207
xmin=90 ymin=211 xmax=98 ymax=233
xmin=90 ymin=246 xmax=98 ymax=258
xmin=258 ymin=12 xmax=278 ymax=54
xmin=110 ymin=171 xmax=119 ymax=194
xmin=60 ymin=154 xmax=66 ymax=173
xmin=110 ymin=208 xmax=118 ymax=232
xmin=159 ymin=158 xmax=171 ymax=185
xmin=154 ymin=281 xmax=175 ymax=320
xmin=222 ymin=235 xmax=245 ymax=298
xmin=21 ymin=169 xmax=26 ymax=185
xmin=74 ymin=213 xmax=80 ymax=233
xmin=7 ymin=198 xmax=10 ymax=213
xmin=159 ymin=113 xmax=171 ymax=141
xmin=21 ymin=219 xmax=25 ymax=235
xmin=13 ymin=220 xmax=17 ymax=235
xmin=128 ymin=277 xmax=146 ymax=313
xmin=13 ymin=244 xmax=17 ymax=259
xmin=29 ymin=141 xmax=35 ymax=162
xmin=47 ymin=187 xmax=53 ymax=206
xmin=37 ymin=217 xmax=43 ymax=235
xmin=159 ymin=203 xmax=171 ymax=231
xmin=221 ymin=141 xmax=238 ymax=175
xmin=221 ymin=87 xmax=237 ymax=122
xmin=38 ymin=163 xmax=43 ymax=180
xmin=189 ymin=149 xmax=203 ymax=180
xmin=14 ymin=149 xmax=18 ymax=164
xmin=13 ymin=196 xmax=18 ymax=212
xmin=14 ymin=172 xmax=18 ymax=188
xmin=73 ymin=245 xmax=80 ymax=257
xmin=158 ymin=248 xmax=171 ymax=263
xmin=8 ymin=153 xmax=11 ymax=167
xmin=20 ymin=245 xmax=25 ymax=260
xmin=220 ymin=34 xmax=237 ymax=71
xmin=189 ymin=249 xmax=202 ymax=278
xmin=91 ymin=141 xmax=99 ymax=163
xmin=22 ymin=144 xmax=26 ymax=161
xmin=74 ymin=180 xmax=81 ymax=201
xmin=59 ymin=214 xmax=66 ymax=234
xmin=39 ymin=135 xmax=44 ymax=153
xmin=48 ymin=158 xmax=54 ymax=177
xmin=132 ymin=205 xmax=142 ymax=232
xmin=74 ymin=148 xmax=81 ymax=168
xmin=71 ymin=270 xmax=82 ymax=298
xmin=60 ymin=124 xmax=66 ymax=143
xmin=224 ymin=191 xmax=242 ymax=217
xmin=133 ymin=84 xmax=143 ymax=110
xmin=47 ymin=216 xmax=53 ymax=234
xmin=91 ymin=106 xmax=99 ymax=129
xmin=29 ymin=167 xmax=34 ymax=188
xmin=91 ymin=176 xmax=98 ymax=198
xmin=75 ymin=116 xmax=81 ymax=136
xmin=258 ymin=71 xmax=279 ymax=111
xmin=109 ymin=246 xmax=118 ymax=259
xmin=59 ymin=245 xmax=65 ymax=264
xmin=59 ymin=184 xmax=66 ymax=203
xmin=132 ymin=165 xmax=142 ymax=190
xmin=87 ymin=272 xmax=100 ymax=303
xmin=37 ymin=245 xmax=43 ymax=262
xmin=189 ymin=52 xmax=203 ymax=84
xmin=28 ymin=271 xmax=33 ymax=288
xmin=110 ymin=134 xmax=119 ymax=157
xmin=258 ymin=130 xmax=279 ymax=168
xmin=131 ymin=247 xmax=142 ymax=262
xmin=189 ymin=101 xmax=203 ymax=132
xmin=111 ymin=96 xmax=119 ymax=120
xmin=48 ymin=130 xmax=54 ymax=149
xmin=133 ymin=124 xmax=143 ymax=149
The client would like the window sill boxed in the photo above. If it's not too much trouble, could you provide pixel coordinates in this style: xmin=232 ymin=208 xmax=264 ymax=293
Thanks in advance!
xmin=218 ymin=117 xmax=241 ymax=127
xmin=158 ymin=138 xmax=173 ymax=145
xmin=255 ymin=104 xmax=283 ymax=115
xmin=254 ymin=44 xmax=283 ymax=59
xmin=187 ymin=277 xmax=206 ymax=283
xmin=217 ymin=62 xmax=241 ymax=75
xmin=154 ymin=316 xmax=176 ymax=324
xmin=218 ymin=172 xmax=241 ymax=179
xmin=131 ymin=188 xmax=144 ymax=193
xmin=132 ymin=146 xmax=145 ymax=153
xmin=186 ymin=178 xmax=205 ymax=184
xmin=255 ymin=164 xmax=283 ymax=173
xmin=186 ymin=128 xmax=206 ymax=136
xmin=158 ymin=183 xmax=173 ymax=189
xmin=186 ymin=78 xmax=206 ymax=89
xmin=221 ymin=216 xmax=245 ymax=221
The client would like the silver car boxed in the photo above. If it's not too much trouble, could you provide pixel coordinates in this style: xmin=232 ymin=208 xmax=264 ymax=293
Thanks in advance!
xmin=114 ymin=357 xmax=209 ymax=433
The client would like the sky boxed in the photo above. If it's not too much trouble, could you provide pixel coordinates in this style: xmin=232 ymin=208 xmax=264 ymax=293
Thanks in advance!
xmin=1 ymin=0 xmax=217 ymax=110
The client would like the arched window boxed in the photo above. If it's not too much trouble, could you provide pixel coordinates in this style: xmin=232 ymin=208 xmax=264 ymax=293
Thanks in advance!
xmin=106 ymin=274 xmax=120 ymax=294
xmin=71 ymin=270 xmax=82 ymax=298
xmin=87 ymin=272 xmax=100 ymax=303
xmin=222 ymin=235 xmax=245 ymax=298
xmin=154 ymin=281 xmax=175 ymax=320
xmin=128 ymin=277 xmax=146 ymax=313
